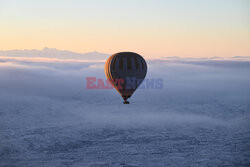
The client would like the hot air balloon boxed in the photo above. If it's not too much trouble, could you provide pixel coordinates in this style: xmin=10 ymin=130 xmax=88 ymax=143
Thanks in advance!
xmin=105 ymin=52 xmax=147 ymax=104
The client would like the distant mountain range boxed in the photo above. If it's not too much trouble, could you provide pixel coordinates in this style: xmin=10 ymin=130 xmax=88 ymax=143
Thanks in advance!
xmin=0 ymin=47 xmax=110 ymax=60
xmin=0 ymin=48 xmax=249 ymax=61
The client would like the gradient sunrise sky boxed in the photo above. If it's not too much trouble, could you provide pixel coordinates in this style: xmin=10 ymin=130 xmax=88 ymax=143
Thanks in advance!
xmin=0 ymin=0 xmax=249 ymax=58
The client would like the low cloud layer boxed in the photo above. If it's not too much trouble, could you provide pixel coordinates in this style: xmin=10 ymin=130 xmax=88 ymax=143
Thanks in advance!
xmin=1 ymin=50 xmax=250 ymax=166
xmin=1 ymin=49 xmax=250 ymax=127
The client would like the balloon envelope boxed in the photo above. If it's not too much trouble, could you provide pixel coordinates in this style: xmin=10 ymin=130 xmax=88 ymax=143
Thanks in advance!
xmin=105 ymin=52 xmax=147 ymax=104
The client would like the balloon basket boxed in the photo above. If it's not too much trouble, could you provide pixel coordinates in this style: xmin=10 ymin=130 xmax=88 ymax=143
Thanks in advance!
xmin=123 ymin=100 xmax=130 ymax=104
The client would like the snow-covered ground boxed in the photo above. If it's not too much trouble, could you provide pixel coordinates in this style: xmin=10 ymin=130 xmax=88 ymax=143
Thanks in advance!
xmin=0 ymin=52 xmax=250 ymax=166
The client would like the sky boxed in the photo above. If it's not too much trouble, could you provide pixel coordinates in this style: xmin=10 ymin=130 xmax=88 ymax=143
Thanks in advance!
xmin=0 ymin=0 xmax=249 ymax=58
